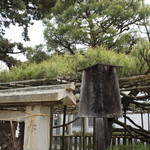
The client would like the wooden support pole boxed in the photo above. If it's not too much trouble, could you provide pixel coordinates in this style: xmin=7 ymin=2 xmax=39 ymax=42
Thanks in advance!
xmin=124 ymin=109 xmax=127 ymax=145
xmin=66 ymin=114 xmax=73 ymax=135
xmin=84 ymin=117 xmax=89 ymax=133
xmin=141 ymin=112 xmax=144 ymax=129
xmin=95 ymin=118 xmax=105 ymax=150
xmin=82 ymin=117 xmax=86 ymax=150
xmin=95 ymin=118 xmax=113 ymax=150
xmin=148 ymin=112 xmax=150 ymax=131
xmin=93 ymin=118 xmax=96 ymax=150
xmin=62 ymin=106 xmax=67 ymax=150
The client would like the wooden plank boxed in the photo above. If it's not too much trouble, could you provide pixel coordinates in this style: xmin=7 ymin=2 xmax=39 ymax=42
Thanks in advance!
xmin=0 ymin=110 xmax=25 ymax=122
xmin=120 ymin=86 xmax=150 ymax=91
xmin=119 ymin=74 xmax=150 ymax=82
xmin=0 ymin=78 xmax=71 ymax=87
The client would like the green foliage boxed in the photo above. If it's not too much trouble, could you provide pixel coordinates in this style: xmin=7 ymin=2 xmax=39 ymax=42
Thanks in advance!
xmin=0 ymin=0 xmax=56 ymax=67
xmin=108 ymin=143 xmax=149 ymax=150
xmin=44 ymin=0 xmax=150 ymax=54
xmin=26 ymin=45 xmax=49 ymax=63
xmin=130 ymin=40 xmax=150 ymax=74
xmin=0 ymin=39 xmax=25 ymax=69
xmin=0 ymin=46 xmax=148 ymax=82
xmin=0 ymin=0 xmax=56 ymax=40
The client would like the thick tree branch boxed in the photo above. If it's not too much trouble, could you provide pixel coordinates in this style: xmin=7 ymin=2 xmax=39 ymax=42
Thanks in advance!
xmin=114 ymin=119 xmax=150 ymax=143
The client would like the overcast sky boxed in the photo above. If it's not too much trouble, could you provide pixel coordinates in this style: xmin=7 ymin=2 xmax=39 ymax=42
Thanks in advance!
xmin=2 ymin=0 xmax=150 ymax=62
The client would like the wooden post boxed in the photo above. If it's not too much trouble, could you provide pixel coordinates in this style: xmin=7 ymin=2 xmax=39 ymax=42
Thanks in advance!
xmin=93 ymin=118 xmax=96 ymax=150
xmin=66 ymin=114 xmax=73 ymax=135
xmin=82 ymin=118 xmax=86 ymax=150
xmin=23 ymin=105 xmax=50 ymax=150
xmin=84 ymin=117 xmax=89 ymax=133
xmin=148 ymin=112 xmax=150 ymax=131
xmin=141 ymin=112 xmax=144 ymax=129
xmin=95 ymin=118 xmax=113 ymax=150
xmin=124 ymin=109 xmax=127 ymax=145
xmin=95 ymin=118 xmax=105 ymax=150
xmin=62 ymin=106 xmax=67 ymax=150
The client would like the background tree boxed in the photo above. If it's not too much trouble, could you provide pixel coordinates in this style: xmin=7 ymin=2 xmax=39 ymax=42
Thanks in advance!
xmin=44 ymin=0 xmax=150 ymax=54
xmin=0 ymin=0 xmax=56 ymax=68
xmin=26 ymin=44 xmax=49 ymax=63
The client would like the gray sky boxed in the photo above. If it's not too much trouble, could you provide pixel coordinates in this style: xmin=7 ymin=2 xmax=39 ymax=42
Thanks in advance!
xmin=2 ymin=0 xmax=150 ymax=62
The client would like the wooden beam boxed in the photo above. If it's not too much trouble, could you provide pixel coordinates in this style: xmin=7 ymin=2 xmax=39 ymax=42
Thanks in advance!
xmin=0 ymin=110 xmax=25 ymax=122
xmin=120 ymin=86 xmax=150 ymax=91
xmin=119 ymin=75 xmax=150 ymax=82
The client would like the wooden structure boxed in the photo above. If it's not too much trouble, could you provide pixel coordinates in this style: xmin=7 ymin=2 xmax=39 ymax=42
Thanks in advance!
xmin=78 ymin=63 xmax=122 ymax=150
xmin=78 ymin=63 xmax=122 ymax=118
xmin=0 ymin=73 xmax=149 ymax=149
xmin=0 ymin=84 xmax=76 ymax=150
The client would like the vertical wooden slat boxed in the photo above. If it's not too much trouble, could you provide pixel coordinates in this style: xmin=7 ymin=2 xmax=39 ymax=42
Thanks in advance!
xmin=112 ymin=137 xmax=116 ymax=146
xmin=88 ymin=136 xmax=92 ymax=150
xmin=85 ymin=136 xmax=87 ymax=149
xmin=82 ymin=118 xmax=86 ymax=150
xmin=124 ymin=110 xmax=127 ymax=145
xmin=93 ymin=118 xmax=96 ymax=150
xmin=67 ymin=136 xmax=70 ymax=150
xmin=134 ymin=138 xmax=137 ymax=144
xmin=62 ymin=106 xmax=67 ymax=150
xmin=74 ymin=136 xmax=78 ymax=150
xmin=148 ymin=112 xmax=150 ymax=131
xmin=69 ymin=136 xmax=72 ymax=150
xmin=79 ymin=136 xmax=82 ymax=150
xmin=141 ymin=112 xmax=144 ymax=129
xmin=117 ymin=137 xmax=120 ymax=146
xmin=54 ymin=136 xmax=57 ymax=150
xmin=129 ymin=137 xmax=132 ymax=145
xmin=123 ymin=137 xmax=126 ymax=145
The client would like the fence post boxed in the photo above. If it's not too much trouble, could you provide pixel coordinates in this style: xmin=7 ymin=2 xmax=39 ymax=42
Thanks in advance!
xmin=61 ymin=106 xmax=67 ymax=150
xmin=82 ymin=118 xmax=86 ymax=150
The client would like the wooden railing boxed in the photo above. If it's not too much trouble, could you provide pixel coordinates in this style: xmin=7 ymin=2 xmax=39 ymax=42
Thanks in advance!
xmin=52 ymin=135 xmax=93 ymax=150
xmin=51 ymin=134 xmax=149 ymax=150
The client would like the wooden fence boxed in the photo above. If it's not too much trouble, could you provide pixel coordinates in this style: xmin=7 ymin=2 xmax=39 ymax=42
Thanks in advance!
xmin=51 ymin=134 xmax=149 ymax=150
xmin=52 ymin=135 xmax=93 ymax=150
